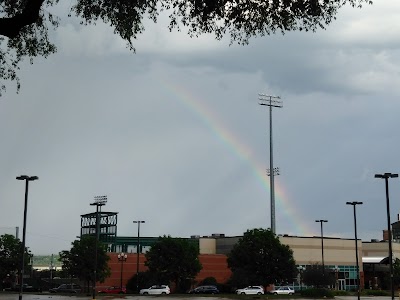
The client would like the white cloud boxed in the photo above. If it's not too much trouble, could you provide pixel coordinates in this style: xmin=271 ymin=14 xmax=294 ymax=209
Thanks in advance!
xmin=331 ymin=1 xmax=400 ymax=48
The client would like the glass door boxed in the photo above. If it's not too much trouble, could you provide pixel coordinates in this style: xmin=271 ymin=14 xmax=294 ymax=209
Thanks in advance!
xmin=338 ymin=279 xmax=346 ymax=291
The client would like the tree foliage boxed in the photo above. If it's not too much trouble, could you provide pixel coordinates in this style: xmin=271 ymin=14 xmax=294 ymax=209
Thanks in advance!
xmin=393 ymin=258 xmax=400 ymax=287
xmin=59 ymin=235 xmax=111 ymax=287
xmin=0 ymin=234 xmax=31 ymax=288
xmin=0 ymin=0 xmax=372 ymax=95
xmin=145 ymin=235 xmax=202 ymax=292
xmin=227 ymin=228 xmax=297 ymax=286
xmin=301 ymin=263 xmax=335 ymax=287
xmin=200 ymin=276 xmax=218 ymax=286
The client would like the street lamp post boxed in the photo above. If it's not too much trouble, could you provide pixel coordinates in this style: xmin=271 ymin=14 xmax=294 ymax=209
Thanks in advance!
xmin=346 ymin=201 xmax=363 ymax=300
xmin=133 ymin=221 xmax=145 ymax=293
xmin=315 ymin=220 xmax=328 ymax=275
xmin=49 ymin=254 xmax=54 ymax=289
xmin=117 ymin=253 xmax=127 ymax=290
xmin=375 ymin=173 xmax=398 ymax=300
xmin=90 ymin=195 xmax=107 ymax=300
xmin=16 ymin=175 xmax=38 ymax=300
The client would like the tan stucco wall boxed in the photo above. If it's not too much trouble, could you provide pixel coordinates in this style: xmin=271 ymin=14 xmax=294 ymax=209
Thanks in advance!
xmin=362 ymin=241 xmax=400 ymax=258
xmin=207 ymin=235 xmax=400 ymax=270
xmin=199 ymin=238 xmax=217 ymax=254
xmin=279 ymin=236 xmax=363 ymax=270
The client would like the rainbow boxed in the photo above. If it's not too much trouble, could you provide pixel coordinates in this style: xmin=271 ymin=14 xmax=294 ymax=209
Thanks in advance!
xmin=158 ymin=76 xmax=313 ymax=236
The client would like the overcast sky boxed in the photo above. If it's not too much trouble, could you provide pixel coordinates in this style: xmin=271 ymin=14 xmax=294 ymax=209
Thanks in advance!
xmin=1 ymin=1 xmax=400 ymax=255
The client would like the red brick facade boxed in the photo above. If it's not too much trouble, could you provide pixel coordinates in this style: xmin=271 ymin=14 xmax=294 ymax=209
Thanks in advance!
xmin=197 ymin=254 xmax=232 ymax=283
xmin=99 ymin=253 xmax=231 ymax=290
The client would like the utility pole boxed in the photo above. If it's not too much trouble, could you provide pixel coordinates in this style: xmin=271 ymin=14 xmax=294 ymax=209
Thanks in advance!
xmin=259 ymin=94 xmax=282 ymax=234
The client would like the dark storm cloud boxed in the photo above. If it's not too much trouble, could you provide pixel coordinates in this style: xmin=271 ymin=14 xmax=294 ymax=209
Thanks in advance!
xmin=1 ymin=1 xmax=400 ymax=254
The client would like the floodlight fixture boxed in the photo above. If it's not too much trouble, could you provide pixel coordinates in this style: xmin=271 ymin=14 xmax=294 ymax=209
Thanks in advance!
xmin=267 ymin=167 xmax=280 ymax=176
xmin=92 ymin=195 xmax=107 ymax=206
xmin=258 ymin=94 xmax=282 ymax=108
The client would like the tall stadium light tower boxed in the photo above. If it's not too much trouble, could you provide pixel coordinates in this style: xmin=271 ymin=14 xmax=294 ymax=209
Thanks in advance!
xmin=259 ymin=94 xmax=282 ymax=234
xmin=90 ymin=195 xmax=107 ymax=300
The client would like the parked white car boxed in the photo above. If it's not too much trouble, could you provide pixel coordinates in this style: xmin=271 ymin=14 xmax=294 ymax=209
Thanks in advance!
xmin=269 ymin=286 xmax=295 ymax=295
xmin=236 ymin=286 xmax=264 ymax=295
xmin=140 ymin=285 xmax=170 ymax=295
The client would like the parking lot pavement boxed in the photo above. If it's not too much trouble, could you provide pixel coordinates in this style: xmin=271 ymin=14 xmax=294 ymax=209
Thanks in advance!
xmin=0 ymin=295 xmax=224 ymax=300
xmin=334 ymin=297 xmax=393 ymax=300
xmin=0 ymin=295 xmax=175 ymax=300
xmin=0 ymin=294 xmax=93 ymax=300
xmin=0 ymin=294 xmax=396 ymax=300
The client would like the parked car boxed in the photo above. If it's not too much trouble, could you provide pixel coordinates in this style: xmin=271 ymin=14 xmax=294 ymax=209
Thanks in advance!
xmin=269 ymin=286 xmax=295 ymax=295
xmin=98 ymin=286 xmax=127 ymax=294
xmin=140 ymin=285 xmax=170 ymax=295
xmin=49 ymin=283 xmax=82 ymax=293
xmin=236 ymin=286 xmax=264 ymax=295
xmin=188 ymin=285 xmax=219 ymax=294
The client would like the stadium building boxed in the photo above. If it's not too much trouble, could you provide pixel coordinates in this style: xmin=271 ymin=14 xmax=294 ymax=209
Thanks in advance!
xmin=79 ymin=211 xmax=397 ymax=291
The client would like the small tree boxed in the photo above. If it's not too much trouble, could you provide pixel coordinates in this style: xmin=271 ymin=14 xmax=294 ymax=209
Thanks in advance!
xmin=59 ymin=235 xmax=111 ymax=292
xmin=227 ymin=228 xmax=297 ymax=287
xmin=145 ymin=236 xmax=202 ymax=292
xmin=302 ymin=263 xmax=335 ymax=288
xmin=0 ymin=234 xmax=31 ymax=289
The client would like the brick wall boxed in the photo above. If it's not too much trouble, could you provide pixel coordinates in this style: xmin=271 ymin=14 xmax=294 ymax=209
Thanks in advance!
xmin=99 ymin=253 xmax=231 ymax=290
xmin=197 ymin=254 xmax=231 ymax=283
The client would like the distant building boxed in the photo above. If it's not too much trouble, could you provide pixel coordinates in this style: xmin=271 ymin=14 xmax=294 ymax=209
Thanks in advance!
xmin=80 ymin=211 xmax=395 ymax=291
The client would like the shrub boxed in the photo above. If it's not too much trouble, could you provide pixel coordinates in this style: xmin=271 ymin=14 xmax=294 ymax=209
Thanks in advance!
xmin=331 ymin=290 xmax=349 ymax=296
xmin=200 ymin=277 xmax=218 ymax=286
xmin=126 ymin=271 xmax=162 ymax=293
xmin=217 ymin=283 xmax=235 ymax=293
xmin=300 ymin=288 xmax=335 ymax=298
xmin=362 ymin=289 xmax=390 ymax=296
